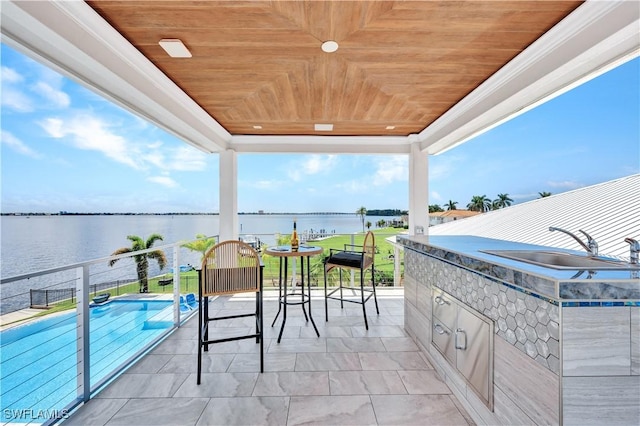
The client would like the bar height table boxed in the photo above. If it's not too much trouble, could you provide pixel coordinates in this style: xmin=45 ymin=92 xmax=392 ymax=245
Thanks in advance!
xmin=265 ymin=245 xmax=322 ymax=343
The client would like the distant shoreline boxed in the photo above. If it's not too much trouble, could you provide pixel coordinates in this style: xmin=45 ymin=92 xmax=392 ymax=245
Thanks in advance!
xmin=1 ymin=211 xmax=405 ymax=217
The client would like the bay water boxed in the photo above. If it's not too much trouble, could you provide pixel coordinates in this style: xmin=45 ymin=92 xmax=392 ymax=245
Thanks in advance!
xmin=0 ymin=213 xmax=397 ymax=278
xmin=1 ymin=214 xmax=398 ymax=313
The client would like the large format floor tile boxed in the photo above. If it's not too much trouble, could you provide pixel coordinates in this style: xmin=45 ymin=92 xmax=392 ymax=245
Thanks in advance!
xmin=67 ymin=290 xmax=474 ymax=425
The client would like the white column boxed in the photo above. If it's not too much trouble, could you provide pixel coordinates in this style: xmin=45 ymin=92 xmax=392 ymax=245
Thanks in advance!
xmin=219 ymin=149 xmax=238 ymax=242
xmin=408 ymin=141 xmax=428 ymax=235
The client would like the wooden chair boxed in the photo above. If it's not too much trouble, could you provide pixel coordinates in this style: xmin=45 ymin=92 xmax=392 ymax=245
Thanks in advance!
xmin=323 ymin=231 xmax=379 ymax=329
xmin=197 ymin=240 xmax=263 ymax=384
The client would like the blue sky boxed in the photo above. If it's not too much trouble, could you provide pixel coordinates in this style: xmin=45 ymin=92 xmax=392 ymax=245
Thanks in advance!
xmin=1 ymin=43 xmax=638 ymax=214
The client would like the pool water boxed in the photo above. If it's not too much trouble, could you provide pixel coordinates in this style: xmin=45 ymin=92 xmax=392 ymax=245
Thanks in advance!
xmin=1 ymin=300 xmax=173 ymax=423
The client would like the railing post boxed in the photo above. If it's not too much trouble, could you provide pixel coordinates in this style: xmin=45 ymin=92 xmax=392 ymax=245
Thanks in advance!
xmin=76 ymin=265 xmax=91 ymax=403
xmin=393 ymin=245 xmax=401 ymax=287
xmin=350 ymin=234 xmax=355 ymax=289
xmin=173 ymin=249 xmax=180 ymax=327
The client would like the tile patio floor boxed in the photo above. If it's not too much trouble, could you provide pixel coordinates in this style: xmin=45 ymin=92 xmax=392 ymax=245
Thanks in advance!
xmin=66 ymin=288 xmax=474 ymax=426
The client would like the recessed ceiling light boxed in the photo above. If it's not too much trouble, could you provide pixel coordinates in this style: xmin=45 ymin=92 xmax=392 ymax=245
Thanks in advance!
xmin=386 ymin=125 xmax=396 ymax=130
xmin=253 ymin=125 xmax=263 ymax=129
xmin=158 ymin=39 xmax=192 ymax=58
xmin=321 ymin=40 xmax=339 ymax=53
xmin=315 ymin=123 xmax=333 ymax=131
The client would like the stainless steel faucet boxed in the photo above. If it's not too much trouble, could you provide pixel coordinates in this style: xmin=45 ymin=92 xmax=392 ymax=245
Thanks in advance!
xmin=624 ymin=237 xmax=639 ymax=264
xmin=548 ymin=227 xmax=599 ymax=256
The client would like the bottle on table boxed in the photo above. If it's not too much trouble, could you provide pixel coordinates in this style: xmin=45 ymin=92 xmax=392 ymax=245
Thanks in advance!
xmin=291 ymin=219 xmax=299 ymax=251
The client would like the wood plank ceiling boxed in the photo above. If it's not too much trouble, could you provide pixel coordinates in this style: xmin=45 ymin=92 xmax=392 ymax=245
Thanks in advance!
xmin=86 ymin=1 xmax=582 ymax=137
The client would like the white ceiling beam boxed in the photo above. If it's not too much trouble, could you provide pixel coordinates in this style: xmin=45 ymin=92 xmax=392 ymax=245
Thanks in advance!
xmin=230 ymin=135 xmax=412 ymax=154
xmin=420 ymin=0 xmax=640 ymax=155
xmin=1 ymin=0 xmax=231 ymax=153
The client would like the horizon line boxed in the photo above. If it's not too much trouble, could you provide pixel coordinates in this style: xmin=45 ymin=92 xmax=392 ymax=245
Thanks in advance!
xmin=1 ymin=211 xmax=408 ymax=216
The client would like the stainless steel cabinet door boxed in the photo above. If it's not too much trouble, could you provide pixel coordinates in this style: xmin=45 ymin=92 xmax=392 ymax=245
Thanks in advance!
xmin=432 ymin=320 xmax=456 ymax=364
xmin=455 ymin=307 xmax=491 ymax=402
xmin=432 ymin=291 xmax=456 ymax=328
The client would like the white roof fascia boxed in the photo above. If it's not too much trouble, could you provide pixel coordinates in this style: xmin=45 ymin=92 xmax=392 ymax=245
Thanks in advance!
xmin=420 ymin=0 xmax=640 ymax=155
xmin=1 ymin=0 xmax=231 ymax=153
xmin=230 ymin=135 xmax=412 ymax=154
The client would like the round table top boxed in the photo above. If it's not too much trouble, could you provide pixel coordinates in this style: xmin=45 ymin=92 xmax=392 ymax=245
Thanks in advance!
xmin=264 ymin=245 xmax=323 ymax=257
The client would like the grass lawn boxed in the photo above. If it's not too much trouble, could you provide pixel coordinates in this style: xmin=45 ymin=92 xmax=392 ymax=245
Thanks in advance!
xmin=261 ymin=227 xmax=405 ymax=287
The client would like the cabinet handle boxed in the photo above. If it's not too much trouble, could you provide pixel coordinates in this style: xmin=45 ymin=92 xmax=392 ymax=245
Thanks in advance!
xmin=455 ymin=328 xmax=467 ymax=350
xmin=434 ymin=324 xmax=449 ymax=335
xmin=434 ymin=295 xmax=450 ymax=306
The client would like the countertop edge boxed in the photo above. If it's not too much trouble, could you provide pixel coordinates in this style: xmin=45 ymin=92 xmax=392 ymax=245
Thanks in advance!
xmin=398 ymin=235 xmax=640 ymax=302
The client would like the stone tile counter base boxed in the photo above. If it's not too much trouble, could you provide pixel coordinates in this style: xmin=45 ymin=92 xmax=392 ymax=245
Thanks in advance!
xmin=400 ymin=235 xmax=640 ymax=426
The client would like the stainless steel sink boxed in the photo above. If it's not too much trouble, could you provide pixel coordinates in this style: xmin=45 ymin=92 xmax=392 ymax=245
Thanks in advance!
xmin=479 ymin=250 xmax=640 ymax=270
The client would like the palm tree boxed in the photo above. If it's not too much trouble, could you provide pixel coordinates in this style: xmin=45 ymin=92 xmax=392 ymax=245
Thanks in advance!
xmin=182 ymin=234 xmax=216 ymax=262
xmin=275 ymin=233 xmax=291 ymax=246
xmin=492 ymin=193 xmax=513 ymax=209
xmin=445 ymin=200 xmax=458 ymax=211
xmin=376 ymin=219 xmax=386 ymax=228
xmin=366 ymin=221 xmax=372 ymax=230
xmin=467 ymin=195 xmax=491 ymax=212
xmin=538 ymin=191 xmax=552 ymax=198
xmin=429 ymin=204 xmax=444 ymax=213
xmin=355 ymin=206 xmax=367 ymax=232
xmin=109 ymin=234 xmax=167 ymax=293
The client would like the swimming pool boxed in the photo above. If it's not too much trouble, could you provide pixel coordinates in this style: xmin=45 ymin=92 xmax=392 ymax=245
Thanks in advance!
xmin=1 ymin=300 xmax=174 ymax=423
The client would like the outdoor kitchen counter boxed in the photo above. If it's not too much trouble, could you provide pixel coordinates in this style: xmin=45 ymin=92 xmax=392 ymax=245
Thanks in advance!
xmin=398 ymin=234 xmax=640 ymax=302
xmin=398 ymin=234 xmax=640 ymax=426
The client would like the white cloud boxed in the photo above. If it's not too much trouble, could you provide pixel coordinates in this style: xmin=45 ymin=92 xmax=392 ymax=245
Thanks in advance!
xmin=140 ymin=144 xmax=207 ymax=172
xmin=430 ymin=190 xmax=442 ymax=202
xmin=41 ymin=118 xmax=65 ymax=137
xmin=303 ymin=155 xmax=337 ymax=174
xmin=2 ymin=66 xmax=71 ymax=111
xmin=31 ymin=81 xmax=71 ymax=108
xmin=38 ymin=111 xmax=214 ymax=179
xmin=243 ymin=179 xmax=284 ymax=190
xmin=40 ymin=114 xmax=141 ymax=169
xmin=169 ymin=146 xmax=207 ymax=171
xmin=330 ymin=156 xmax=407 ymax=194
xmin=1 ymin=87 xmax=33 ymax=112
xmin=372 ymin=155 xmax=407 ymax=186
xmin=147 ymin=176 xmax=179 ymax=188
xmin=548 ymin=180 xmax=582 ymax=190
xmin=144 ymin=151 xmax=165 ymax=169
xmin=288 ymin=155 xmax=337 ymax=181
xmin=1 ymin=66 xmax=24 ymax=84
xmin=0 ymin=130 xmax=40 ymax=158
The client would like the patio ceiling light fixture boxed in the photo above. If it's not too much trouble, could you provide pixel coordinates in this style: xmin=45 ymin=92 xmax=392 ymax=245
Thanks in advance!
xmin=158 ymin=39 xmax=192 ymax=58
xmin=314 ymin=124 xmax=333 ymax=131
xmin=321 ymin=40 xmax=339 ymax=53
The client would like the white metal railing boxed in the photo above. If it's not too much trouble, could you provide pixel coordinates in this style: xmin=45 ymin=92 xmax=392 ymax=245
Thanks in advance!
xmin=0 ymin=231 xmax=404 ymax=424
xmin=0 ymin=237 xmax=210 ymax=425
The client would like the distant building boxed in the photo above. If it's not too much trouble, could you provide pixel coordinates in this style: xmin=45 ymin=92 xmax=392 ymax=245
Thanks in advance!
xmin=429 ymin=210 xmax=481 ymax=226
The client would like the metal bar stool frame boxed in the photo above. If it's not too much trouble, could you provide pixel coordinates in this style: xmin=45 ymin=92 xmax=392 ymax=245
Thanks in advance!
xmin=197 ymin=240 xmax=264 ymax=384
xmin=323 ymin=231 xmax=379 ymax=329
